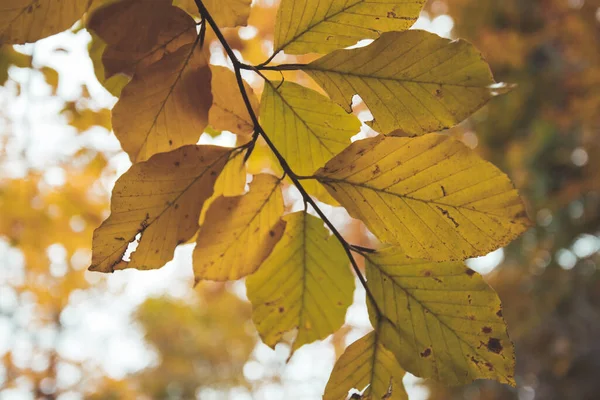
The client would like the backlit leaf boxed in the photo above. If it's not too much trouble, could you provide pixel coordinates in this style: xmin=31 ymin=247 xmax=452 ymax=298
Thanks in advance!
xmin=194 ymin=174 xmax=285 ymax=282
xmin=260 ymin=80 xmax=360 ymax=203
xmin=304 ymin=30 xmax=496 ymax=135
xmin=273 ymin=0 xmax=425 ymax=55
xmin=0 ymin=0 xmax=89 ymax=44
xmin=324 ymin=331 xmax=408 ymax=400
xmin=90 ymin=145 xmax=231 ymax=273
xmin=209 ymin=66 xmax=258 ymax=137
xmin=246 ymin=211 xmax=354 ymax=353
xmin=88 ymin=0 xmax=197 ymax=78
xmin=199 ymin=148 xmax=248 ymax=224
xmin=365 ymin=247 xmax=515 ymax=385
xmin=316 ymin=134 xmax=530 ymax=261
xmin=112 ymin=43 xmax=212 ymax=162
xmin=174 ymin=0 xmax=251 ymax=28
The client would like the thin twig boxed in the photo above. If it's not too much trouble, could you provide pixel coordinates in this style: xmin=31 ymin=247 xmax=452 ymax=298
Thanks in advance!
xmin=194 ymin=0 xmax=379 ymax=310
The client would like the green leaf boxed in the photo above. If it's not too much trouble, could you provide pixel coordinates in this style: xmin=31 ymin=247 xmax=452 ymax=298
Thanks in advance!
xmin=0 ymin=0 xmax=90 ymax=44
xmin=273 ymin=0 xmax=426 ymax=55
xmin=366 ymin=247 xmax=515 ymax=386
xmin=260 ymin=80 xmax=360 ymax=203
xmin=194 ymin=174 xmax=286 ymax=282
xmin=246 ymin=211 xmax=354 ymax=353
xmin=304 ymin=30 xmax=496 ymax=135
xmin=316 ymin=134 xmax=530 ymax=261
xmin=324 ymin=331 xmax=408 ymax=400
xmin=90 ymin=145 xmax=231 ymax=273
xmin=112 ymin=43 xmax=212 ymax=162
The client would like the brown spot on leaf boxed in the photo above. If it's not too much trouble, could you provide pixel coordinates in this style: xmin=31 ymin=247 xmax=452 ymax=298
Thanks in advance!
xmin=269 ymin=230 xmax=275 ymax=237
xmin=372 ymin=165 xmax=380 ymax=175
xmin=465 ymin=268 xmax=476 ymax=277
xmin=435 ymin=88 xmax=443 ymax=98
xmin=278 ymin=307 xmax=284 ymax=313
xmin=420 ymin=348 xmax=431 ymax=357
xmin=114 ymin=237 xmax=125 ymax=241
xmin=468 ymin=315 xmax=475 ymax=320
xmin=174 ymin=161 xmax=180 ymax=167
xmin=437 ymin=206 xmax=459 ymax=227
xmin=484 ymin=362 xmax=494 ymax=371
xmin=482 ymin=326 xmax=492 ymax=334
xmin=496 ymin=309 xmax=503 ymax=318
xmin=168 ymin=140 xmax=173 ymax=145
xmin=423 ymin=270 xmax=432 ymax=277
xmin=440 ymin=185 xmax=446 ymax=196
xmin=487 ymin=338 xmax=503 ymax=354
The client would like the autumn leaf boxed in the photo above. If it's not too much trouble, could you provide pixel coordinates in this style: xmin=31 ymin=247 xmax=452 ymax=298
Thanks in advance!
xmin=112 ymin=43 xmax=212 ymax=162
xmin=304 ymin=30 xmax=496 ymax=135
xmin=174 ymin=0 xmax=251 ymax=28
xmin=316 ymin=134 xmax=530 ymax=261
xmin=324 ymin=331 xmax=408 ymax=400
xmin=365 ymin=247 xmax=516 ymax=386
xmin=0 ymin=0 xmax=90 ymax=44
xmin=260 ymin=80 xmax=360 ymax=204
xmin=88 ymin=0 xmax=197 ymax=78
xmin=209 ymin=66 xmax=258 ymax=137
xmin=199 ymin=148 xmax=248 ymax=224
xmin=273 ymin=0 xmax=426 ymax=55
xmin=194 ymin=174 xmax=286 ymax=282
xmin=90 ymin=145 xmax=231 ymax=273
xmin=246 ymin=211 xmax=354 ymax=353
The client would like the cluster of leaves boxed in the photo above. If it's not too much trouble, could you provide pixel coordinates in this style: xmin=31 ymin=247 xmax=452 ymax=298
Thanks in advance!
xmin=1 ymin=0 xmax=532 ymax=397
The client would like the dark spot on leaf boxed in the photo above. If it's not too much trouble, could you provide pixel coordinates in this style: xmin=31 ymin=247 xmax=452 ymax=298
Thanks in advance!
xmin=174 ymin=204 xmax=179 ymax=210
xmin=269 ymin=230 xmax=275 ymax=237
xmin=174 ymin=161 xmax=180 ymax=167
xmin=487 ymin=338 xmax=503 ymax=354
xmin=387 ymin=11 xmax=397 ymax=18
xmin=278 ymin=307 xmax=284 ymax=313
xmin=470 ymin=356 xmax=479 ymax=366
xmin=436 ymin=206 xmax=459 ymax=227
xmin=423 ymin=270 xmax=432 ymax=277
xmin=482 ymin=326 xmax=492 ymax=334
xmin=114 ymin=237 xmax=125 ymax=241
xmin=440 ymin=185 xmax=446 ymax=196
xmin=468 ymin=315 xmax=475 ymax=320
xmin=435 ymin=89 xmax=443 ymax=98
xmin=420 ymin=348 xmax=431 ymax=357
xmin=372 ymin=165 xmax=380 ymax=175
xmin=210 ymin=171 xmax=217 ymax=176
xmin=496 ymin=309 xmax=503 ymax=318
xmin=467 ymin=294 xmax=472 ymax=304
xmin=484 ymin=362 xmax=494 ymax=371
xmin=169 ymin=140 xmax=173 ymax=145
xmin=465 ymin=268 xmax=476 ymax=277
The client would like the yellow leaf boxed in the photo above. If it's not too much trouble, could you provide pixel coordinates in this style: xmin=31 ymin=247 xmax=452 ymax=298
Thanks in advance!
xmin=112 ymin=43 xmax=212 ymax=162
xmin=273 ymin=0 xmax=425 ymax=55
xmin=324 ymin=331 xmax=408 ymax=400
xmin=260 ymin=81 xmax=360 ymax=204
xmin=174 ymin=0 xmax=251 ymax=28
xmin=246 ymin=211 xmax=354 ymax=353
xmin=90 ymin=145 xmax=231 ymax=273
xmin=316 ymin=134 xmax=530 ymax=261
xmin=365 ymin=247 xmax=515 ymax=386
xmin=194 ymin=174 xmax=285 ymax=282
xmin=87 ymin=0 xmax=196 ymax=78
xmin=0 ymin=0 xmax=89 ymax=44
xmin=209 ymin=66 xmax=258 ymax=137
xmin=304 ymin=30 xmax=496 ymax=135
xmin=88 ymin=32 xmax=130 ymax=97
xmin=199 ymin=148 xmax=248 ymax=224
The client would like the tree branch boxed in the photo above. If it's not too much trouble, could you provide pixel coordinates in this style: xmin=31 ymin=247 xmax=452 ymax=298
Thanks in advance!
xmin=193 ymin=0 xmax=378 ymax=310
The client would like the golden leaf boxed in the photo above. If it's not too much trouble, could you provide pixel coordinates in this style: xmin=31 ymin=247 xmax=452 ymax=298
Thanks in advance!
xmin=209 ymin=66 xmax=258 ymax=137
xmin=174 ymin=0 xmax=251 ymax=28
xmin=0 ymin=0 xmax=90 ymax=44
xmin=324 ymin=331 xmax=408 ymax=400
xmin=246 ymin=211 xmax=354 ymax=353
xmin=112 ymin=43 xmax=212 ymax=162
xmin=366 ymin=247 xmax=515 ymax=385
xmin=90 ymin=145 xmax=231 ymax=273
xmin=194 ymin=174 xmax=285 ymax=282
xmin=316 ymin=134 xmax=530 ymax=261
xmin=260 ymin=80 xmax=360 ymax=204
xmin=304 ymin=30 xmax=496 ymax=135
xmin=88 ymin=0 xmax=197 ymax=78
xmin=273 ymin=0 xmax=425 ymax=55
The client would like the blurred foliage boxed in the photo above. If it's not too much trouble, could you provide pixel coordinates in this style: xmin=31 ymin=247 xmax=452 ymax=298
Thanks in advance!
xmin=421 ymin=0 xmax=600 ymax=399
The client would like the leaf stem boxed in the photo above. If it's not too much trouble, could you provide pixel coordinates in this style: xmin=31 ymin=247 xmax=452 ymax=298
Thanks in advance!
xmin=194 ymin=0 xmax=379 ymax=311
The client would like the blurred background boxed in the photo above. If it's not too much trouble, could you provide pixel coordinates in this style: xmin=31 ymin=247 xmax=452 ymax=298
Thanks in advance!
xmin=1 ymin=0 xmax=599 ymax=399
